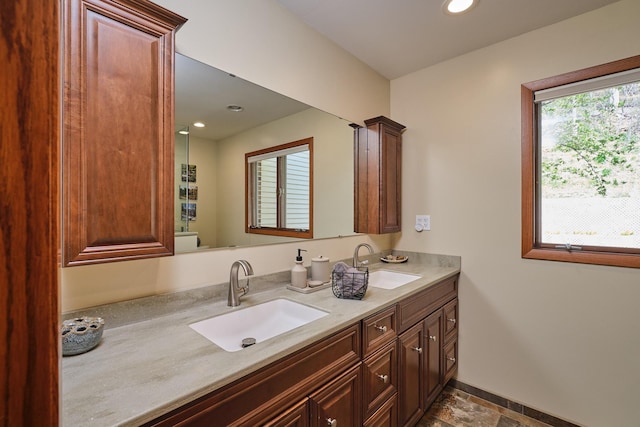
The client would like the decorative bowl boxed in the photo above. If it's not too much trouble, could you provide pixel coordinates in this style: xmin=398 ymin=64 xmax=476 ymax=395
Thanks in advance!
xmin=61 ymin=317 xmax=105 ymax=356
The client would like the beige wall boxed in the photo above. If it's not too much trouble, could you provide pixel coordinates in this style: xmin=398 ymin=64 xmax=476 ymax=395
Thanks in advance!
xmin=391 ymin=1 xmax=640 ymax=426
xmin=61 ymin=0 xmax=390 ymax=311
xmin=181 ymin=135 xmax=218 ymax=247
xmin=215 ymin=108 xmax=354 ymax=247
xmin=154 ymin=0 xmax=389 ymax=124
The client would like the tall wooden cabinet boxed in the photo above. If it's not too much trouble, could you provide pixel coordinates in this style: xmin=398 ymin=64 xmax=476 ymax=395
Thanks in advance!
xmin=354 ymin=116 xmax=405 ymax=234
xmin=62 ymin=0 xmax=186 ymax=266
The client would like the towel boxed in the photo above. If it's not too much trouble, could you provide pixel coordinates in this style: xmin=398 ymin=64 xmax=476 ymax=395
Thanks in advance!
xmin=332 ymin=262 xmax=368 ymax=297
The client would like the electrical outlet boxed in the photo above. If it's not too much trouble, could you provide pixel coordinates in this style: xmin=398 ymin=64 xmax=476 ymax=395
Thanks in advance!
xmin=415 ymin=215 xmax=431 ymax=231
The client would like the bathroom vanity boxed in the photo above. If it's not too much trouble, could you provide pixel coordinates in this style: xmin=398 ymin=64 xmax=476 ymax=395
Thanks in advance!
xmin=61 ymin=253 xmax=459 ymax=426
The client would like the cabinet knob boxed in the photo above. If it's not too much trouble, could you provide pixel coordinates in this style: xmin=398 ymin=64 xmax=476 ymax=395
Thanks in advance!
xmin=327 ymin=418 xmax=338 ymax=426
xmin=448 ymin=357 xmax=456 ymax=363
xmin=374 ymin=325 xmax=387 ymax=333
xmin=428 ymin=335 xmax=437 ymax=342
xmin=412 ymin=346 xmax=422 ymax=354
xmin=376 ymin=373 xmax=389 ymax=383
xmin=448 ymin=318 xmax=456 ymax=324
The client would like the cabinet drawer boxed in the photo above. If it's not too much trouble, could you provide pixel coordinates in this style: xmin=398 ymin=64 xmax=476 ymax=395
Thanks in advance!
xmin=362 ymin=306 xmax=397 ymax=357
xmin=363 ymin=340 xmax=397 ymax=420
xmin=397 ymin=275 xmax=458 ymax=333
xmin=443 ymin=298 xmax=458 ymax=343
xmin=443 ymin=338 xmax=458 ymax=384
xmin=363 ymin=393 xmax=397 ymax=427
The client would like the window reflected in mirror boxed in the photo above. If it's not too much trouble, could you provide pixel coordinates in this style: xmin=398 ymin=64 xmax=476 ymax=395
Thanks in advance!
xmin=246 ymin=137 xmax=313 ymax=239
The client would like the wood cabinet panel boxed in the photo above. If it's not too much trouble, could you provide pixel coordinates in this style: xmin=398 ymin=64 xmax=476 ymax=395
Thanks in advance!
xmin=443 ymin=298 xmax=458 ymax=343
xmin=62 ymin=0 xmax=186 ymax=266
xmin=146 ymin=324 xmax=360 ymax=426
xmin=397 ymin=275 xmax=458 ymax=333
xmin=443 ymin=338 xmax=458 ymax=384
xmin=310 ymin=364 xmax=362 ymax=427
xmin=354 ymin=116 xmax=405 ymax=234
xmin=424 ymin=310 xmax=443 ymax=407
xmin=363 ymin=394 xmax=397 ymax=427
xmin=1 ymin=0 xmax=60 ymax=423
xmin=398 ymin=322 xmax=424 ymax=427
xmin=363 ymin=340 xmax=397 ymax=420
xmin=362 ymin=306 xmax=397 ymax=357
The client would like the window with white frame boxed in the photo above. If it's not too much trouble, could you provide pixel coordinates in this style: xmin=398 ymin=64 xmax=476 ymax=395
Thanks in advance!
xmin=245 ymin=137 xmax=313 ymax=239
xmin=521 ymin=55 xmax=640 ymax=268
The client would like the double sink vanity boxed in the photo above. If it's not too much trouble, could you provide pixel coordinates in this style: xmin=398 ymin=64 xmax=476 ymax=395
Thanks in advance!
xmin=62 ymin=252 xmax=460 ymax=426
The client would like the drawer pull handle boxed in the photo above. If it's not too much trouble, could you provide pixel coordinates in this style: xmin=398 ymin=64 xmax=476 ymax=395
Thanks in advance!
xmin=448 ymin=357 xmax=456 ymax=363
xmin=412 ymin=346 xmax=422 ymax=354
xmin=374 ymin=325 xmax=387 ymax=333
xmin=448 ymin=318 xmax=456 ymax=324
xmin=428 ymin=335 xmax=437 ymax=342
xmin=376 ymin=374 xmax=389 ymax=383
xmin=327 ymin=418 xmax=338 ymax=426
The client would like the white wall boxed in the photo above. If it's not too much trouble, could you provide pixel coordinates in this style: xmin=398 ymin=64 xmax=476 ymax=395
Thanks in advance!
xmin=391 ymin=1 xmax=640 ymax=426
xmin=61 ymin=0 xmax=390 ymax=311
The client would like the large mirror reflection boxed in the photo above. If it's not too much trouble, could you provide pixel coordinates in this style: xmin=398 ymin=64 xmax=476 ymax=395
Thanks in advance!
xmin=174 ymin=53 xmax=356 ymax=252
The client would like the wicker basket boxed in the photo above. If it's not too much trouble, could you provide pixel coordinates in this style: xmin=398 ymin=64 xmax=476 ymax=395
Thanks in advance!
xmin=332 ymin=266 xmax=368 ymax=300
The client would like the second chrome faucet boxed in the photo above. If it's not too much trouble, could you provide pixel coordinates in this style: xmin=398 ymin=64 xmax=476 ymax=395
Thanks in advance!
xmin=228 ymin=260 xmax=254 ymax=307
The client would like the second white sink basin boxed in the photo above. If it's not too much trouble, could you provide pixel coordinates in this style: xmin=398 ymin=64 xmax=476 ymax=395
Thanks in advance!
xmin=368 ymin=270 xmax=422 ymax=289
xmin=189 ymin=299 xmax=329 ymax=352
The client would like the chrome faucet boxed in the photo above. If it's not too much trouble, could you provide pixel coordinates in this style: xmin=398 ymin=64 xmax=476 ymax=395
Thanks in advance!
xmin=353 ymin=243 xmax=374 ymax=267
xmin=228 ymin=260 xmax=254 ymax=307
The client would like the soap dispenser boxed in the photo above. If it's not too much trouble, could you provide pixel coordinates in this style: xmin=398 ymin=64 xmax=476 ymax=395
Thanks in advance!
xmin=291 ymin=249 xmax=308 ymax=288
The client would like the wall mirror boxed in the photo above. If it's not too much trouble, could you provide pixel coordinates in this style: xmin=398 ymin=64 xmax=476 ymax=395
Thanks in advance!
xmin=174 ymin=53 xmax=356 ymax=252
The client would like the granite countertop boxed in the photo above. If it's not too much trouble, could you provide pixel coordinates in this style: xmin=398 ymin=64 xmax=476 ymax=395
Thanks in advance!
xmin=62 ymin=252 xmax=460 ymax=426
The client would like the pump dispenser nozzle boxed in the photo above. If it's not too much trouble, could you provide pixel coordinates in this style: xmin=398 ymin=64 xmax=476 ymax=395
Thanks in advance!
xmin=296 ymin=248 xmax=307 ymax=262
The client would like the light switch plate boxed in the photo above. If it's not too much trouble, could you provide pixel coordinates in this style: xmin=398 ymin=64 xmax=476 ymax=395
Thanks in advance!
xmin=415 ymin=215 xmax=431 ymax=231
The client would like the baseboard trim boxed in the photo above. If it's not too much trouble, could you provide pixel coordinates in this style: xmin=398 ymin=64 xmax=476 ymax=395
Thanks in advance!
xmin=449 ymin=379 xmax=583 ymax=427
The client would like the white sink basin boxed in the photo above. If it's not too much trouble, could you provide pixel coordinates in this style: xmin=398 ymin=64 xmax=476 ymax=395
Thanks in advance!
xmin=189 ymin=299 xmax=329 ymax=352
xmin=368 ymin=270 xmax=422 ymax=289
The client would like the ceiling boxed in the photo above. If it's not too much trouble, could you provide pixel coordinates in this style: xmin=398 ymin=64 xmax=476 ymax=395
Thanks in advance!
xmin=276 ymin=0 xmax=621 ymax=79
xmin=175 ymin=54 xmax=310 ymax=141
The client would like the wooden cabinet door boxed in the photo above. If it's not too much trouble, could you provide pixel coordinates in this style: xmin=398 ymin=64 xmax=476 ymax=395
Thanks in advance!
xmin=264 ymin=399 xmax=309 ymax=427
xmin=310 ymin=364 xmax=362 ymax=427
xmin=397 ymin=322 xmax=424 ymax=427
xmin=423 ymin=310 xmax=443 ymax=407
xmin=354 ymin=116 xmax=405 ymax=234
xmin=62 ymin=0 xmax=186 ymax=266
xmin=377 ymin=121 xmax=402 ymax=233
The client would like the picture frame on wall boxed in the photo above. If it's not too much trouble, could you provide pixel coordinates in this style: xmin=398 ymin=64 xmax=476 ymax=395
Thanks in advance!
xmin=181 ymin=164 xmax=196 ymax=182
xmin=181 ymin=203 xmax=196 ymax=221
xmin=179 ymin=185 xmax=198 ymax=200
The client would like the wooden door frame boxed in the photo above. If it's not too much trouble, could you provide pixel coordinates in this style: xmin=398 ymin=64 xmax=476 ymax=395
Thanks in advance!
xmin=1 ymin=0 xmax=60 ymax=424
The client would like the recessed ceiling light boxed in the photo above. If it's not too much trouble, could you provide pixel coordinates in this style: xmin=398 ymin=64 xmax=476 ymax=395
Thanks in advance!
xmin=178 ymin=130 xmax=189 ymax=135
xmin=227 ymin=105 xmax=244 ymax=112
xmin=193 ymin=122 xmax=205 ymax=128
xmin=443 ymin=0 xmax=476 ymax=14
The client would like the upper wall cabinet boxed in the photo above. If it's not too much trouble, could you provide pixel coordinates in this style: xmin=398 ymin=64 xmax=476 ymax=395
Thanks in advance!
xmin=354 ymin=116 xmax=406 ymax=234
xmin=62 ymin=0 xmax=186 ymax=266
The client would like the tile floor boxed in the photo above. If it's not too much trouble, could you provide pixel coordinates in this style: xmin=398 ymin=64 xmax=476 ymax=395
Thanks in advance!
xmin=417 ymin=387 xmax=553 ymax=427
